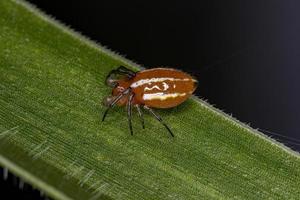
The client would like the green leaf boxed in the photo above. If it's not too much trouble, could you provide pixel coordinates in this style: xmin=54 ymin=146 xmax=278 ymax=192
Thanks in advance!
xmin=1 ymin=0 xmax=300 ymax=199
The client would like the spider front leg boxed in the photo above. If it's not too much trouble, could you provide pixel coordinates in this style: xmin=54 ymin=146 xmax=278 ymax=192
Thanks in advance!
xmin=105 ymin=67 xmax=136 ymax=87
xmin=116 ymin=66 xmax=136 ymax=78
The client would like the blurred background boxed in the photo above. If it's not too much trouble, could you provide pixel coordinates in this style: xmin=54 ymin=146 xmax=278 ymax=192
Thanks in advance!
xmin=3 ymin=0 xmax=300 ymax=199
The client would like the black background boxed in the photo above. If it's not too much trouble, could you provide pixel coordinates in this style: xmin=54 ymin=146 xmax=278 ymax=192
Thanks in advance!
xmin=2 ymin=0 xmax=300 ymax=199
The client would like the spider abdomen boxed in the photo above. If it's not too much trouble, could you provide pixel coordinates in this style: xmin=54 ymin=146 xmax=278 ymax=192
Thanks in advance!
xmin=131 ymin=68 xmax=197 ymax=108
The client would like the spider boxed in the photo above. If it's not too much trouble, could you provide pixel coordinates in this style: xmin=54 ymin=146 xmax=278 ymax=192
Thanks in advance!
xmin=102 ymin=66 xmax=198 ymax=137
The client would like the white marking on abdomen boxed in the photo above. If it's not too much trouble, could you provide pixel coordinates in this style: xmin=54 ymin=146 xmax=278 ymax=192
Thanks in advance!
xmin=144 ymin=85 xmax=161 ymax=91
xmin=143 ymin=92 xmax=186 ymax=101
xmin=131 ymin=78 xmax=190 ymax=88
xmin=162 ymin=82 xmax=169 ymax=90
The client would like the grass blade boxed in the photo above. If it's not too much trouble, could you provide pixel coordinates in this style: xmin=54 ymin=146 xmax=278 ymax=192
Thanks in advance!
xmin=0 ymin=0 xmax=300 ymax=199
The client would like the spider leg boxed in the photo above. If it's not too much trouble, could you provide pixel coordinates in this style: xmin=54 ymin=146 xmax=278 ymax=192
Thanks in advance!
xmin=143 ymin=105 xmax=174 ymax=137
xmin=102 ymin=88 xmax=131 ymax=122
xmin=105 ymin=67 xmax=136 ymax=87
xmin=116 ymin=66 xmax=136 ymax=77
xmin=135 ymin=104 xmax=145 ymax=129
xmin=127 ymin=93 xmax=135 ymax=135
xmin=106 ymin=66 xmax=136 ymax=80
